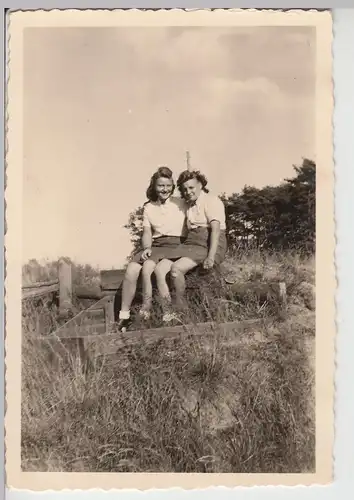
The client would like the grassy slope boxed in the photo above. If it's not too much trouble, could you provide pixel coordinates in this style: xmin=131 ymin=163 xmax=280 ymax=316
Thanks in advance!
xmin=21 ymin=250 xmax=315 ymax=473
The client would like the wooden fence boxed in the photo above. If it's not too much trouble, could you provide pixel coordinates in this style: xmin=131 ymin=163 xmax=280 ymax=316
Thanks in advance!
xmin=22 ymin=258 xmax=287 ymax=368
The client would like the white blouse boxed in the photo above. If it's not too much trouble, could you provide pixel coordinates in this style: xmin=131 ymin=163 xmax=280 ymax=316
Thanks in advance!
xmin=142 ymin=196 xmax=187 ymax=239
xmin=186 ymin=190 xmax=226 ymax=230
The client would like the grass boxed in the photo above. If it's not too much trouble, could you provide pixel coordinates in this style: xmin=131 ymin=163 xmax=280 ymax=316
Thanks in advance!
xmin=21 ymin=250 xmax=315 ymax=473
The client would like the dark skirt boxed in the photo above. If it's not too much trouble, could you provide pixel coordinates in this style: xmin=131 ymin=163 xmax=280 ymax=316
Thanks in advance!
xmin=131 ymin=235 xmax=186 ymax=264
xmin=173 ymin=227 xmax=227 ymax=265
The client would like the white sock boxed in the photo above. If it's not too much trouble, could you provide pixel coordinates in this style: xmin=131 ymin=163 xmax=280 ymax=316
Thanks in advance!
xmin=119 ymin=310 xmax=130 ymax=320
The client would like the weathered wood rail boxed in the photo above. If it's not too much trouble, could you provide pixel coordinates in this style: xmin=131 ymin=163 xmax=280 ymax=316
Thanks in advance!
xmin=33 ymin=317 xmax=268 ymax=371
xmin=23 ymin=258 xmax=287 ymax=366
xmin=22 ymin=259 xmax=119 ymax=316
xmin=22 ymin=279 xmax=60 ymax=300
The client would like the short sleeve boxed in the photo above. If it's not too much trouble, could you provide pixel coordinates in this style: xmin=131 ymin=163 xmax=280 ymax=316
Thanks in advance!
xmin=142 ymin=205 xmax=151 ymax=228
xmin=205 ymin=196 xmax=226 ymax=226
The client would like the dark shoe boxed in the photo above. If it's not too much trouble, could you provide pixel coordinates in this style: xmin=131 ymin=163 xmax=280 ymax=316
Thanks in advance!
xmin=116 ymin=318 xmax=132 ymax=333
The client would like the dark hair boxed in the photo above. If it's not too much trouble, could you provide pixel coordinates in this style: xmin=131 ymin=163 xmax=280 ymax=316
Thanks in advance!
xmin=146 ymin=166 xmax=175 ymax=202
xmin=177 ymin=170 xmax=209 ymax=198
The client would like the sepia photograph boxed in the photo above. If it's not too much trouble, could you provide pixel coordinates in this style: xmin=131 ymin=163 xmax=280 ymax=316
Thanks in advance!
xmin=5 ymin=9 xmax=334 ymax=490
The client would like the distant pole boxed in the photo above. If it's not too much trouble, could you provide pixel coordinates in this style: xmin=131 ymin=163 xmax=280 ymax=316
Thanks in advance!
xmin=58 ymin=258 xmax=73 ymax=315
xmin=186 ymin=150 xmax=192 ymax=171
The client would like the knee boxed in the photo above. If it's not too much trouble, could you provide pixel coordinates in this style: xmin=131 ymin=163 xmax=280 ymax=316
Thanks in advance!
xmin=142 ymin=260 xmax=156 ymax=277
xmin=154 ymin=265 xmax=167 ymax=281
xmin=154 ymin=268 xmax=164 ymax=281
xmin=125 ymin=262 xmax=141 ymax=282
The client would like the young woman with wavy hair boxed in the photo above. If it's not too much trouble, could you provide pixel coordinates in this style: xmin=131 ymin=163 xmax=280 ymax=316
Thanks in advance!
xmin=116 ymin=166 xmax=187 ymax=332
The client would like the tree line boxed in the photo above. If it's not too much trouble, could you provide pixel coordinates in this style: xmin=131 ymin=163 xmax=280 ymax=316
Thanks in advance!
xmin=124 ymin=158 xmax=316 ymax=258
xmin=222 ymin=158 xmax=315 ymax=253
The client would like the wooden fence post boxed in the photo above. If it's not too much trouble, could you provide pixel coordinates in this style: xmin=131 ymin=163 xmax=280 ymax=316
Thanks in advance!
xmin=104 ymin=296 xmax=115 ymax=332
xmin=58 ymin=259 xmax=73 ymax=315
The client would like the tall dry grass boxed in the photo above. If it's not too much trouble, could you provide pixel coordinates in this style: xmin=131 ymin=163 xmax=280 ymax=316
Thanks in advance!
xmin=21 ymin=250 xmax=315 ymax=473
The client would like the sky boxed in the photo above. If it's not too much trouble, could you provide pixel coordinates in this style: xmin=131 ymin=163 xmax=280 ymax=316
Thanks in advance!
xmin=23 ymin=26 xmax=316 ymax=269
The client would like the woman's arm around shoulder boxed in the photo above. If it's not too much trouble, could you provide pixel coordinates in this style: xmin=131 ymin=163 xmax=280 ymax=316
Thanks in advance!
xmin=171 ymin=196 xmax=188 ymax=212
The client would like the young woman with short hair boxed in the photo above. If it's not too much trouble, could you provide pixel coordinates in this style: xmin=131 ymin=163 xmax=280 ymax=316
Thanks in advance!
xmin=154 ymin=169 xmax=227 ymax=315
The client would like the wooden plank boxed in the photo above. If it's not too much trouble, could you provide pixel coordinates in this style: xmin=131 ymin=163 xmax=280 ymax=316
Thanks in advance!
xmin=85 ymin=319 xmax=264 ymax=358
xmin=52 ymin=296 xmax=112 ymax=339
xmin=51 ymin=322 xmax=107 ymax=339
xmin=80 ymin=309 xmax=104 ymax=319
xmin=90 ymin=296 xmax=111 ymax=310
xmin=100 ymin=269 xmax=126 ymax=290
xmin=22 ymin=283 xmax=59 ymax=300
xmin=34 ymin=319 xmax=263 ymax=364
xmin=74 ymin=285 xmax=103 ymax=300
xmin=101 ymin=289 xmax=117 ymax=297
xmin=99 ymin=268 xmax=286 ymax=301
xmin=34 ymin=317 xmax=266 ymax=368
xmin=99 ymin=267 xmax=211 ymax=292
xmin=22 ymin=279 xmax=59 ymax=290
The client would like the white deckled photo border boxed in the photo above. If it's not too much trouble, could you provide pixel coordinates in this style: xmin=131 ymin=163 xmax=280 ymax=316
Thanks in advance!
xmin=4 ymin=6 xmax=339 ymax=495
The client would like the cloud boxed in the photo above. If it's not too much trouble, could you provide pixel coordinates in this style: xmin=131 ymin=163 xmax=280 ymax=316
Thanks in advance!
xmin=218 ymin=26 xmax=316 ymax=96
xmin=22 ymin=26 xmax=315 ymax=267
xmin=113 ymin=26 xmax=316 ymax=98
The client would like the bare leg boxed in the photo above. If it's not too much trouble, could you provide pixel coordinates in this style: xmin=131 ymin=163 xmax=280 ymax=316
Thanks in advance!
xmin=141 ymin=259 xmax=156 ymax=312
xmin=154 ymin=258 xmax=174 ymax=314
xmin=120 ymin=262 xmax=142 ymax=314
xmin=170 ymin=257 xmax=198 ymax=309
